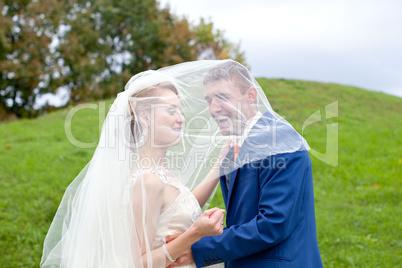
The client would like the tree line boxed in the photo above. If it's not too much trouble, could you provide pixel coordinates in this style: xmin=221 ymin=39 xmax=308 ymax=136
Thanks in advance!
xmin=0 ymin=0 xmax=247 ymax=119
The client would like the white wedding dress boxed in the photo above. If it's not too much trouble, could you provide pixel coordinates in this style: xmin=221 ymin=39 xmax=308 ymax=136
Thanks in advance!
xmin=133 ymin=167 xmax=202 ymax=268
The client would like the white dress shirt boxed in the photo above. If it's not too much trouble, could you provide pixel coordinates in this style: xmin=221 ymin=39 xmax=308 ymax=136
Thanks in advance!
xmin=235 ymin=111 xmax=262 ymax=147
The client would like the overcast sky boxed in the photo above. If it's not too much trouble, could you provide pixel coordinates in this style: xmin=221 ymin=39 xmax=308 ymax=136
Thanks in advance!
xmin=160 ymin=0 xmax=402 ymax=97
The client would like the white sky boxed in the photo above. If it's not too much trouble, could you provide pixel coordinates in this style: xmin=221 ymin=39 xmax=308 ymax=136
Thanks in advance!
xmin=160 ymin=0 xmax=402 ymax=97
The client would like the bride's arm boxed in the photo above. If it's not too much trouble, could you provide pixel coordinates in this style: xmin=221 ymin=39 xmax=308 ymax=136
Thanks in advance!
xmin=133 ymin=173 xmax=224 ymax=267
xmin=142 ymin=207 xmax=224 ymax=267
xmin=192 ymin=140 xmax=232 ymax=207
xmin=191 ymin=164 xmax=220 ymax=208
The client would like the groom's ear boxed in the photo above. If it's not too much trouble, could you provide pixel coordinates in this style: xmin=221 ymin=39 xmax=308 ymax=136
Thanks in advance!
xmin=246 ymin=86 xmax=257 ymax=104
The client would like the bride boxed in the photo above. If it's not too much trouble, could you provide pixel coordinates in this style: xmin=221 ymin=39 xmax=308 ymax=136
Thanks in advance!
xmin=40 ymin=68 xmax=230 ymax=267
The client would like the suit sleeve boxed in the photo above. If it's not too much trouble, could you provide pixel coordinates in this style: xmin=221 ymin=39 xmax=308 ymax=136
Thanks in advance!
xmin=191 ymin=151 xmax=309 ymax=266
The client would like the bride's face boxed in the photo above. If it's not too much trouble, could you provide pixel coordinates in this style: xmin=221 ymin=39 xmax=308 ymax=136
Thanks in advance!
xmin=149 ymin=89 xmax=185 ymax=147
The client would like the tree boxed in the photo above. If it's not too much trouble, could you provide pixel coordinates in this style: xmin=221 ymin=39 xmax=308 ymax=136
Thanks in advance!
xmin=54 ymin=0 xmax=111 ymax=103
xmin=194 ymin=18 xmax=248 ymax=68
xmin=0 ymin=0 xmax=248 ymax=119
xmin=0 ymin=0 xmax=62 ymax=117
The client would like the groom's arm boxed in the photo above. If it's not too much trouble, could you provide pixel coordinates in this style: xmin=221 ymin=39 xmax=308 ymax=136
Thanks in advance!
xmin=191 ymin=151 xmax=310 ymax=266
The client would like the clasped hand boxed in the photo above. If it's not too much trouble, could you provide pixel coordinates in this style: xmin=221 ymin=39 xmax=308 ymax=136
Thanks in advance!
xmin=166 ymin=207 xmax=225 ymax=267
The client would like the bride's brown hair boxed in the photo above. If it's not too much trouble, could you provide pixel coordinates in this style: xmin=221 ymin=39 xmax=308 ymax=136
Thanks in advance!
xmin=129 ymin=82 xmax=179 ymax=143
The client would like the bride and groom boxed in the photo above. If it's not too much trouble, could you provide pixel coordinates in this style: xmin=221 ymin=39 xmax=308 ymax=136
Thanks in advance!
xmin=41 ymin=60 xmax=322 ymax=267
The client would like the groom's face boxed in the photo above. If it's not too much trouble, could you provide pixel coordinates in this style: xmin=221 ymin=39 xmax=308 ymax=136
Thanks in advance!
xmin=204 ymin=79 xmax=249 ymax=136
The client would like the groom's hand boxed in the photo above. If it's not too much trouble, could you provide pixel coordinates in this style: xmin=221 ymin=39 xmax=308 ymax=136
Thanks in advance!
xmin=167 ymin=247 xmax=194 ymax=268
xmin=166 ymin=233 xmax=195 ymax=267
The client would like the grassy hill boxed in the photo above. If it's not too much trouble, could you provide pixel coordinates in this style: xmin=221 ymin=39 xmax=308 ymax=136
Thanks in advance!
xmin=0 ymin=79 xmax=401 ymax=267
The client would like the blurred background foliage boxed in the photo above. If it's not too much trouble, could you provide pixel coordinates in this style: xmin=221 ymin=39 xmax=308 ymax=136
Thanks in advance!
xmin=0 ymin=0 xmax=247 ymax=119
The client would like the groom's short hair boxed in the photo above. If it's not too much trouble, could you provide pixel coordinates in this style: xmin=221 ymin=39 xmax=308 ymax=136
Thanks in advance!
xmin=203 ymin=61 xmax=253 ymax=94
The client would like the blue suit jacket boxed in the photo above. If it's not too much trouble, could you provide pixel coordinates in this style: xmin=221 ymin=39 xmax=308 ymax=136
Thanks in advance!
xmin=192 ymin=112 xmax=323 ymax=267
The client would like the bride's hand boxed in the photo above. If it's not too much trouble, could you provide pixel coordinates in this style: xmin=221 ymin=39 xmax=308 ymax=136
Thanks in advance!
xmin=192 ymin=207 xmax=225 ymax=238
xmin=217 ymin=139 xmax=233 ymax=166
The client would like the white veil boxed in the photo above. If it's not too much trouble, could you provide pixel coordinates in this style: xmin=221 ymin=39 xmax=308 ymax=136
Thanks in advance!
xmin=40 ymin=60 xmax=309 ymax=267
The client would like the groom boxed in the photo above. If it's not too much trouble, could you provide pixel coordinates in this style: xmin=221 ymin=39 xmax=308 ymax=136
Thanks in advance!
xmin=169 ymin=61 xmax=322 ymax=267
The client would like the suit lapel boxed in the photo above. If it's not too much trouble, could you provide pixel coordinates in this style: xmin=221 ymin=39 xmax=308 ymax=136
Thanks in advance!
xmin=225 ymin=112 xmax=272 ymax=208
xmin=226 ymin=165 xmax=239 ymax=206
xmin=227 ymin=144 xmax=248 ymax=207
xmin=219 ymin=146 xmax=234 ymax=208
xmin=219 ymin=174 xmax=229 ymax=207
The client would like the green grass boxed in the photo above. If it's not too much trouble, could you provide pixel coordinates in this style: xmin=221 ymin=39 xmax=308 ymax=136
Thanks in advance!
xmin=1 ymin=79 xmax=401 ymax=267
